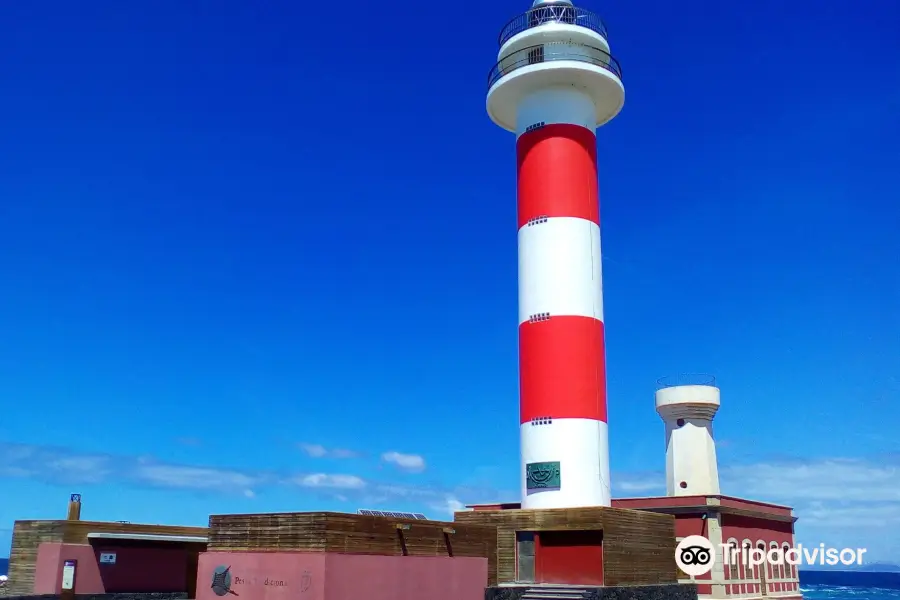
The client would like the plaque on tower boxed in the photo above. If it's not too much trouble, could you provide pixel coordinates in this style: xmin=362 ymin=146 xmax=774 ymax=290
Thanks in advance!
xmin=526 ymin=461 xmax=561 ymax=490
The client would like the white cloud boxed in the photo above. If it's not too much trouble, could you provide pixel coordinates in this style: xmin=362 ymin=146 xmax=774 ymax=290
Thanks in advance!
xmin=614 ymin=456 xmax=900 ymax=563
xmin=381 ymin=451 xmax=426 ymax=473
xmin=45 ymin=456 xmax=111 ymax=483
xmin=721 ymin=458 xmax=900 ymax=503
xmin=429 ymin=496 xmax=467 ymax=517
xmin=299 ymin=443 xmax=359 ymax=459
xmin=296 ymin=473 xmax=366 ymax=490
xmin=133 ymin=464 xmax=262 ymax=492
xmin=612 ymin=473 xmax=662 ymax=494
xmin=300 ymin=444 xmax=328 ymax=457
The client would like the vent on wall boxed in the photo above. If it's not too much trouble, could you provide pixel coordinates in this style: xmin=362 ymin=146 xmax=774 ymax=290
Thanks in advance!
xmin=528 ymin=312 xmax=551 ymax=323
xmin=526 ymin=215 xmax=548 ymax=226
xmin=530 ymin=416 xmax=553 ymax=426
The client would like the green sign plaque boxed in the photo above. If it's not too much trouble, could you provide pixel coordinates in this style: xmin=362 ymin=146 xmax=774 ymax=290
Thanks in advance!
xmin=526 ymin=461 xmax=561 ymax=490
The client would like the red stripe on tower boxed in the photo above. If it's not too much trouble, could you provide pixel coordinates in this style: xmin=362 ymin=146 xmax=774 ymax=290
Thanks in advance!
xmin=516 ymin=124 xmax=599 ymax=228
xmin=517 ymin=120 xmax=607 ymax=426
xmin=519 ymin=316 xmax=608 ymax=423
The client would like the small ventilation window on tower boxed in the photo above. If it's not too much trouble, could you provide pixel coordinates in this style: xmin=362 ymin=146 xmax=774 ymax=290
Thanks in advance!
xmin=676 ymin=418 xmax=685 ymax=427
xmin=679 ymin=481 xmax=687 ymax=489
xmin=529 ymin=312 xmax=550 ymax=323
xmin=527 ymin=45 xmax=545 ymax=65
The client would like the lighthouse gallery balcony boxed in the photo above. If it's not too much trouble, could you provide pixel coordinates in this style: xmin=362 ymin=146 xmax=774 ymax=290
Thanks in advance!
xmin=498 ymin=4 xmax=608 ymax=47
xmin=487 ymin=42 xmax=622 ymax=90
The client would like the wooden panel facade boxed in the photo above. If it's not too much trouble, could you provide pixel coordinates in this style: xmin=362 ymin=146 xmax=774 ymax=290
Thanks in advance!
xmin=6 ymin=520 xmax=208 ymax=596
xmin=207 ymin=512 xmax=497 ymax=578
xmin=454 ymin=506 xmax=679 ymax=586
xmin=7 ymin=521 xmax=66 ymax=596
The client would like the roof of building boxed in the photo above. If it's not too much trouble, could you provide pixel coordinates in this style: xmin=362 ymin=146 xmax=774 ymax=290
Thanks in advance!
xmin=86 ymin=532 xmax=208 ymax=543
xmin=465 ymin=494 xmax=796 ymax=522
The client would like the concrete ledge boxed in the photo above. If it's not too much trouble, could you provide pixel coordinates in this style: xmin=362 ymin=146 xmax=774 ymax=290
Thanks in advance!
xmin=485 ymin=583 xmax=698 ymax=600
xmin=1 ymin=594 xmax=188 ymax=600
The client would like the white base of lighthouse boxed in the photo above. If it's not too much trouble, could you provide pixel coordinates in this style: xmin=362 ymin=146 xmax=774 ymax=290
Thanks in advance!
xmin=520 ymin=419 xmax=611 ymax=508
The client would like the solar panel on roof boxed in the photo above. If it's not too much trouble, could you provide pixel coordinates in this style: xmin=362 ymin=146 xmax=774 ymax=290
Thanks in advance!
xmin=357 ymin=509 xmax=430 ymax=519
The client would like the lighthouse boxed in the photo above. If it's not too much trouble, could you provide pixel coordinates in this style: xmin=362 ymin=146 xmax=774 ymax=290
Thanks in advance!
xmin=487 ymin=0 xmax=624 ymax=509
xmin=655 ymin=375 xmax=722 ymax=496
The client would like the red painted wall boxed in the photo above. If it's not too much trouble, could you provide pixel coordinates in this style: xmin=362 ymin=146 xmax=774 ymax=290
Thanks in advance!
xmin=197 ymin=552 xmax=326 ymax=600
xmin=674 ymin=514 xmax=708 ymax=538
xmin=325 ymin=554 xmax=486 ymax=600
xmin=721 ymin=514 xmax=798 ymax=596
xmin=92 ymin=544 xmax=196 ymax=592
xmin=535 ymin=531 xmax=603 ymax=586
xmin=722 ymin=514 xmax=794 ymax=544
xmin=196 ymin=551 xmax=487 ymax=600
xmin=34 ymin=542 xmax=202 ymax=594
xmin=612 ymin=497 xmax=707 ymax=510
xmin=34 ymin=543 xmax=102 ymax=594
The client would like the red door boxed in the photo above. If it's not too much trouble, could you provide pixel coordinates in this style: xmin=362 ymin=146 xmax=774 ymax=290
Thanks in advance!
xmin=536 ymin=530 xmax=604 ymax=585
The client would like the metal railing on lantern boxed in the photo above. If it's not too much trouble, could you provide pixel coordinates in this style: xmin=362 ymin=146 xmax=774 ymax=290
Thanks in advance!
xmin=487 ymin=42 xmax=623 ymax=89
xmin=498 ymin=5 xmax=608 ymax=47
xmin=656 ymin=374 xmax=717 ymax=390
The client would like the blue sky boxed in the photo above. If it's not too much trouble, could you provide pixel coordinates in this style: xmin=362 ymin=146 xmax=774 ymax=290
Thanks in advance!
xmin=1 ymin=0 xmax=899 ymax=563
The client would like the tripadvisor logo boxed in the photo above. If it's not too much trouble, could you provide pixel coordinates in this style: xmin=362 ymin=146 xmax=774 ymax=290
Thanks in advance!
xmin=675 ymin=535 xmax=869 ymax=576
xmin=676 ymin=536 xmax=715 ymax=576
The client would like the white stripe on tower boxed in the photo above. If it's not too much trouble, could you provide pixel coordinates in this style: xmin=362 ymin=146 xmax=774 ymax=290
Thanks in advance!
xmin=516 ymin=87 xmax=610 ymax=509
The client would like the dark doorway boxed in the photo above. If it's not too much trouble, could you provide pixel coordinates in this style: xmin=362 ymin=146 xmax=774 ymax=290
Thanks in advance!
xmin=185 ymin=548 xmax=199 ymax=598
xmin=536 ymin=530 xmax=604 ymax=585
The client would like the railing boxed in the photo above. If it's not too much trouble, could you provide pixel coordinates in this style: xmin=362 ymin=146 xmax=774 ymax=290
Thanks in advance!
xmin=487 ymin=42 xmax=622 ymax=90
xmin=498 ymin=5 xmax=608 ymax=47
xmin=656 ymin=374 xmax=717 ymax=389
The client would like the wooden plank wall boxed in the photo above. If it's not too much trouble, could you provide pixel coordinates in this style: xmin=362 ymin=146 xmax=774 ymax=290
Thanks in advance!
xmin=208 ymin=512 xmax=497 ymax=580
xmin=7 ymin=521 xmax=66 ymax=596
xmin=454 ymin=506 xmax=679 ymax=586
xmin=6 ymin=520 xmax=209 ymax=597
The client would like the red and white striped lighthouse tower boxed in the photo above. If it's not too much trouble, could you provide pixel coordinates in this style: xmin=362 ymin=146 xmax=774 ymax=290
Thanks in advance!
xmin=487 ymin=0 xmax=624 ymax=509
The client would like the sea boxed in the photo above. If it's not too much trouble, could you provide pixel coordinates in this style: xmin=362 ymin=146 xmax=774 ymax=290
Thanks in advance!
xmin=800 ymin=571 xmax=900 ymax=600
xmin=0 ymin=559 xmax=898 ymax=599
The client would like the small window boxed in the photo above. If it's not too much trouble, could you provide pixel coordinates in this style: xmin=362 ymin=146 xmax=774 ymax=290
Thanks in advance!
xmin=527 ymin=46 xmax=545 ymax=65
xmin=676 ymin=418 xmax=685 ymax=427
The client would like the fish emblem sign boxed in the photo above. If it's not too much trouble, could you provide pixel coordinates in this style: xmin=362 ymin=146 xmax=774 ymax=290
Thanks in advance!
xmin=211 ymin=565 xmax=238 ymax=596
xmin=526 ymin=461 xmax=561 ymax=490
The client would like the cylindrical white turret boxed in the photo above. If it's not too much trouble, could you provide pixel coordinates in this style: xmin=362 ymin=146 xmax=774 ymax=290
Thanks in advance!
xmin=655 ymin=375 xmax=721 ymax=496
xmin=487 ymin=1 xmax=624 ymax=509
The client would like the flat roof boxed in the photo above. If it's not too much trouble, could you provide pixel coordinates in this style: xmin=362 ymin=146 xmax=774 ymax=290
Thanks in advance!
xmin=87 ymin=532 xmax=208 ymax=543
